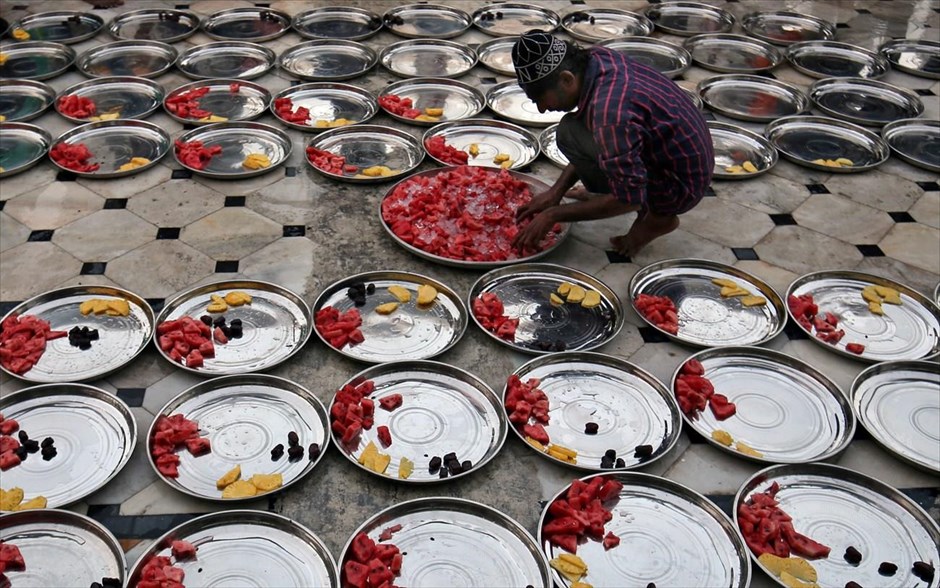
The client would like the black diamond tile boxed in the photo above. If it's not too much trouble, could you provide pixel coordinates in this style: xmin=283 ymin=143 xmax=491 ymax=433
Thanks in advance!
xmin=605 ymin=250 xmax=631 ymax=263
xmin=806 ymin=183 xmax=830 ymax=194
xmin=0 ymin=302 xmax=22 ymax=317
xmin=103 ymin=198 xmax=127 ymax=210
xmin=639 ymin=326 xmax=670 ymax=343
xmin=916 ymin=181 xmax=939 ymax=191
xmin=171 ymin=169 xmax=192 ymax=179
xmin=0 ymin=201 xmax=5 ymax=211
xmin=517 ymin=165 xmax=533 ymax=174
xmin=784 ymin=321 xmax=810 ymax=340
xmin=835 ymin=22 xmax=850 ymax=28
xmin=770 ymin=213 xmax=797 ymax=226
xmin=27 ymin=229 xmax=54 ymax=242
xmin=570 ymin=0 xmax=585 ymax=4
xmin=704 ymin=494 xmax=734 ymax=518
xmin=479 ymin=76 xmax=498 ymax=85
xmin=81 ymin=262 xmax=107 ymax=275
xmin=174 ymin=3 xmax=189 ymax=8
xmin=182 ymin=123 xmax=196 ymax=130
xmin=647 ymin=0 xmax=661 ymax=3
xmin=703 ymin=186 xmax=716 ymax=197
xmin=215 ymin=260 xmax=239 ymax=273
xmin=914 ymin=87 xmax=935 ymax=96
xmin=156 ymin=227 xmax=181 ymax=240
xmin=755 ymin=70 xmax=777 ymax=80
xmin=12 ymin=5 xmax=28 ymax=9
xmin=116 ymin=388 xmax=146 ymax=407
xmin=284 ymin=166 xmax=297 ymax=177
xmin=291 ymin=80 xmax=302 ymax=86
xmin=225 ymin=196 xmax=246 ymax=207
xmin=146 ymin=298 xmax=165 ymax=313
xmin=56 ymin=171 xmax=77 ymax=182
xmin=255 ymin=2 xmax=271 ymax=6
xmin=732 ymin=247 xmax=759 ymax=261
xmin=283 ymin=225 xmax=306 ymax=237
xmin=888 ymin=211 xmax=916 ymax=223
xmin=856 ymin=244 xmax=885 ymax=257
xmin=856 ymin=8 xmax=871 ymax=14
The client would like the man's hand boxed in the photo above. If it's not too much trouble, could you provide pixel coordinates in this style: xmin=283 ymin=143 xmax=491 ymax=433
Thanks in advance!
xmin=515 ymin=189 xmax=561 ymax=221
xmin=512 ymin=209 xmax=557 ymax=252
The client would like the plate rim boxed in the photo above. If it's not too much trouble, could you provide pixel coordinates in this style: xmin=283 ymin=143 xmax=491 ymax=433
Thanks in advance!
xmin=708 ymin=120 xmax=780 ymax=179
xmin=107 ymin=8 xmax=201 ymax=43
xmin=809 ymin=76 xmax=925 ymax=127
xmin=485 ymin=79 xmax=567 ymax=127
xmin=421 ymin=117 xmax=541 ymax=169
xmin=201 ymin=6 xmax=292 ymax=43
xmin=277 ymin=38 xmax=378 ymax=82
xmin=471 ymin=2 xmax=561 ymax=37
xmin=0 ymin=121 xmax=51 ymax=179
xmin=537 ymin=122 xmax=568 ymax=168
xmin=879 ymin=38 xmax=940 ymax=80
xmin=176 ymin=40 xmax=276 ymax=80
xmin=764 ymin=114 xmax=890 ymax=172
xmin=380 ymin=76 xmax=486 ymax=126
xmin=75 ymin=39 xmax=178 ymax=79
xmin=786 ymin=39 xmax=890 ymax=80
xmin=881 ymin=117 xmax=940 ymax=172
xmin=596 ymin=35 xmax=692 ymax=78
xmin=475 ymin=35 xmax=519 ymax=76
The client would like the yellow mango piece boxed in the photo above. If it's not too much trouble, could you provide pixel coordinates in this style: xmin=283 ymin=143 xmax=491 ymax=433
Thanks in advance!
xmin=417 ymin=284 xmax=438 ymax=306
xmin=557 ymin=282 xmax=573 ymax=296
xmin=370 ymin=451 xmax=391 ymax=474
xmin=868 ymin=300 xmax=884 ymax=315
xmin=12 ymin=28 xmax=30 ymax=41
xmin=559 ymin=554 xmax=588 ymax=570
xmin=91 ymin=299 xmax=110 ymax=314
xmin=216 ymin=465 xmax=241 ymax=490
xmin=314 ymin=119 xmax=330 ymax=128
xmin=399 ymin=457 xmax=414 ymax=479
xmin=720 ymin=286 xmax=750 ymax=298
xmin=571 ymin=583 xmax=593 ymax=588
xmin=414 ymin=114 xmax=439 ymax=122
xmin=198 ymin=115 xmax=228 ymax=123
xmin=550 ymin=293 xmax=564 ymax=306
xmin=380 ymin=168 xmax=399 ymax=177
xmin=500 ymin=159 xmax=513 ymax=169
xmin=525 ymin=436 xmax=546 ymax=452
xmin=15 ymin=495 xmax=47 ymax=511
xmin=224 ymin=291 xmax=252 ymax=306
xmin=735 ymin=441 xmax=763 ymax=458
xmin=492 ymin=153 xmax=510 ymax=163
xmin=742 ymin=160 xmax=758 ymax=173
xmin=362 ymin=165 xmax=392 ymax=177
xmin=79 ymin=300 xmax=96 ymax=315
xmin=834 ymin=158 xmax=853 ymax=167
xmin=548 ymin=444 xmax=577 ymax=459
xmin=780 ymin=571 xmax=819 ymax=588
xmin=874 ymin=286 xmax=901 ymax=304
xmin=725 ymin=165 xmax=743 ymax=173
xmin=0 ymin=54 xmax=7 ymax=66
xmin=424 ymin=107 xmax=444 ymax=116
xmin=222 ymin=479 xmax=258 ymax=498
xmin=249 ymin=473 xmax=283 ymax=492
xmin=358 ymin=441 xmax=379 ymax=466
xmin=550 ymin=554 xmax=588 ymax=582
xmin=106 ymin=299 xmax=131 ymax=316
xmin=1 ymin=487 xmax=24 ymax=511
xmin=712 ymin=278 xmax=739 ymax=288
xmin=328 ymin=118 xmax=351 ymax=128
xmin=758 ymin=554 xmax=818 ymax=583
xmin=741 ymin=295 xmax=767 ymax=307
xmin=242 ymin=153 xmax=271 ymax=169
xmin=376 ymin=302 xmax=399 ymax=315
xmin=468 ymin=143 xmax=479 ymax=157
xmin=566 ymin=285 xmax=586 ymax=303
xmin=861 ymin=286 xmax=881 ymax=304
xmin=581 ymin=290 xmax=602 ymax=309
xmin=207 ymin=302 xmax=228 ymax=313
xmin=711 ymin=429 xmax=733 ymax=446
xmin=548 ymin=448 xmax=576 ymax=462
xmin=388 ymin=285 xmax=412 ymax=303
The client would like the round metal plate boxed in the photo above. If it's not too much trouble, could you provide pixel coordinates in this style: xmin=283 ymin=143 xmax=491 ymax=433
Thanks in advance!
xmin=202 ymin=7 xmax=290 ymax=42
xmin=508 ymin=353 xmax=681 ymax=470
xmin=698 ymin=74 xmax=808 ymax=122
xmin=173 ymin=121 xmax=291 ymax=178
xmin=148 ymin=375 xmax=329 ymax=501
xmin=0 ymin=41 xmax=75 ymax=81
xmin=0 ymin=122 xmax=50 ymax=179
xmin=880 ymin=38 xmax=940 ymax=80
xmin=742 ymin=11 xmax=837 ymax=46
xmin=538 ymin=123 xmax=568 ymax=168
xmin=422 ymin=118 xmax=539 ymax=169
xmin=177 ymin=41 xmax=275 ymax=80
xmin=0 ymin=286 xmax=154 ymax=381
xmin=0 ymin=510 xmax=126 ymax=588
xmin=882 ymin=117 xmax=940 ymax=173
xmin=735 ymin=464 xmax=940 ymax=588
xmin=766 ymin=115 xmax=890 ymax=172
xmin=682 ymin=85 xmax=704 ymax=110
xmin=469 ymin=264 xmax=624 ymax=354
xmin=787 ymin=40 xmax=890 ymax=79
xmin=331 ymin=361 xmax=507 ymax=483
xmin=787 ymin=270 xmax=940 ymax=362
xmin=76 ymin=40 xmax=177 ymax=79
xmin=810 ymin=77 xmax=924 ymax=127
xmin=342 ymin=497 xmax=550 ymax=586
xmin=127 ymin=510 xmax=338 ymax=587
xmin=709 ymin=121 xmax=779 ymax=180
xmin=852 ymin=360 xmax=939 ymax=473
xmin=278 ymin=40 xmax=377 ymax=82
xmin=312 ymin=271 xmax=466 ymax=362
xmin=305 ymin=124 xmax=422 ymax=183
xmin=596 ymin=36 xmax=691 ymax=78
xmin=541 ymin=473 xmax=750 ymax=588
xmin=50 ymin=119 xmax=169 ymax=178
xmin=562 ymin=8 xmax=654 ymax=42
xmin=685 ymin=34 xmax=782 ymax=73
xmin=672 ymin=347 xmax=854 ymax=463
xmin=271 ymin=82 xmax=377 ymax=132
xmin=11 ymin=11 xmax=104 ymax=44
xmin=0 ymin=79 xmax=55 ymax=122
xmin=486 ymin=80 xmax=566 ymax=127
xmin=381 ymin=77 xmax=485 ymax=126
xmin=108 ymin=9 xmax=200 ymax=43
xmin=0 ymin=384 xmax=136 ymax=509
xmin=154 ymin=280 xmax=312 ymax=374
xmin=55 ymin=76 xmax=164 ymax=123
xmin=292 ymin=7 xmax=383 ymax=41
xmin=163 ymin=78 xmax=270 ymax=125
xmin=644 ymin=1 xmax=735 ymax=36
xmin=380 ymin=39 xmax=477 ymax=79
xmin=629 ymin=259 xmax=787 ymax=347
xmin=477 ymin=36 xmax=517 ymax=77
xmin=383 ymin=4 xmax=472 ymax=39
xmin=472 ymin=3 xmax=560 ymax=37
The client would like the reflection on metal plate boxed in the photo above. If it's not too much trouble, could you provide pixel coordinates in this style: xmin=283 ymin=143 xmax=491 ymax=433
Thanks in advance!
xmin=882 ymin=118 xmax=940 ymax=173
xmin=108 ymin=8 xmax=200 ymax=43
xmin=708 ymin=121 xmax=778 ymax=180
xmin=422 ymin=118 xmax=539 ymax=169
xmin=809 ymin=77 xmax=924 ymax=127
xmin=56 ymin=76 xmax=165 ymax=123
xmin=278 ymin=40 xmax=377 ymax=81
xmin=0 ymin=79 xmax=55 ymax=122
xmin=202 ymin=8 xmax=290 ymax=42
xmin=380 ymin=39 xmax=477 ymax=79
xmin=76 ymin=40 xmax=177 ymax=79
xmin=0 ymin=122 xmax=50 ymax=178
xmin=787 ymin=40 xmax=889 ymax=79
xmin=305 ymin=124 xmax=423 ymax=183
xmin=766 ymin=115 xmax=890 ymax=172
xmin=177 ymin=41 xmax=275 ymax=80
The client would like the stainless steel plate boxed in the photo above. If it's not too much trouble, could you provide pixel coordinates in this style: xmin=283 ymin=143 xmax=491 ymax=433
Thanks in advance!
xmin=736 ymin=464 xmax=940 ymax=588
xmin=742 ymin=11 xmax=837 ymax=46
xmin=597 ymin=36 xmax=691 ymax=78
xmin=148 ymin=375 xmax=329 ymax=501
xmin=292 ymin=7 xmax=383 ymax=41
xmin=486 ymin=80 xmax=566 ymax=127
xmin=541 ymin=473 xmax=750 ymax=588
xmin=312 ymin=271 xmax=466 ymax=362
xmin=422 ymin=118 xmax=539 ymax=169
xmin=562 ymin=8 xmax=654 ymax=42
xmin=12 ymin=11 xmax=104 ymax=44
xmin=509 ymin=353 xmax=681 ymax=470
xmin=51 ymin=119 xmax=170 ymax=178
xmin=155 ymin=280 xmax=312 ymax=374
xmin=880 ymin=38 xmax=940 ymax=80
xmin=538 ymin=123 xmax=568 ymax=168
xmin=629 ymin=259 xmax=786 ymax=347
xmin=709 ymin=121 xmax=779 ymax=180
xmin=278 ymin=40 xmax=377 ymax=82
xmin=882 ymin=117 xmax=940 ymax=172
xmin=469 ymin=264 xmax=624 ymax=354
xmin=0 ymin=510 xmax=127 ymax=588
xmin=810 ymin=77 xmax=924 ymax=127
xmin=56 ymin=76 xmax=164 ymax=123
xmin=380 ymin=39 xmax=477 ymax=79
xmin=682 ymin=85 xmax=704 ymax=110
xmin=331 ymin=361 xmax=507 ymax=483
xmin=163 ymin=78 xmax=270 ymax=125
xmin=698 ymin=74 xmax=808 ymax=122
xmin=0 ymin=41 xmax=75 ymax=81
xmin=108 ymin=9 xmax=200 ymax=43
xmin=0 ymin=79 xmax=55 ymax=122
xmin=477 ymin=36 xmax=517 ymax=77
xmin=76 ymin=40 xmax=176 ymax=79
xmin=644 ymin=1 xmax=735 ymax=36
xmin=852 ymin=360 xmax=939 ymax=473
xmin=685 ymin=33 xmax=782 ymax=73
xmin=127 ymin=511 xmax=338 ymax=587
xmin=177 ymin=41 xmax=275 ymax=80
xmin=271 ymin=82 xmax=377 ymax=131
xmin=342 ymin=497 xmax=550 ymax=586
xmin=0 ymin=384 xmax=136 ymax=509
xmin=202 ymin=7 xmax=291 ymax=43
xmin=472 ymin=4 xmax=560 ymax=37
xmin=305 ymin=124 xmax=422 ymax=183
xmin=383 ymin=4 xmax=472 ymax=40
xmin=672 ymin=347 xmax=854 ymax=463
xmin=766 ymin=116 xmax=890 ymax=172
xmin=787 ymin=40 xmax=889 ymax=79
xmin=173 ymin=122 xmax=290 ymax=178
xmin=0 ymin=286 xmax=154 ymax=381
xmin=787 ymin=270 xmax=940 ymax=362
xmin=0 ymin=122 xmax=50 ymax=179
xmin=381 ymin=77 xmax=485 ymax=126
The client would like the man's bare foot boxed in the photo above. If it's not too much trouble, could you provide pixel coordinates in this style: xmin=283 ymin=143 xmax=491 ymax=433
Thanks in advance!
xmin=83 ymin=0 xmax=124 ymax=8
xmin=610 ymin=212 xmax=680 ymax=258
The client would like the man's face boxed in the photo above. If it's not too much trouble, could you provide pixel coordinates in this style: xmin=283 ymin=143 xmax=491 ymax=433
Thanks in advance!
xmin=525 ymin=72 xmax=579 ymax=113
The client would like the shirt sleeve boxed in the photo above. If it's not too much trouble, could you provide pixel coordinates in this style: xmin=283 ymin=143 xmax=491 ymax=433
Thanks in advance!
xmin=594 ymin=123 xmax=648 ymax=207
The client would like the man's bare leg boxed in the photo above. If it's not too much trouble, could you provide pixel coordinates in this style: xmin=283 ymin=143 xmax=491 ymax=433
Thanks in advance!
xmin=609 ymin=211 xmax=680 ymax=257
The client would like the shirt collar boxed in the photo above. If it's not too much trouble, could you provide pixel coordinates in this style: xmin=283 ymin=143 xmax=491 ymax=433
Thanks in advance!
xmin=577 ymin=48 xmax=601 ymax=112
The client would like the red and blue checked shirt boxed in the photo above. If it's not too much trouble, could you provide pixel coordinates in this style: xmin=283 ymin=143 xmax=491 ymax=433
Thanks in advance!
xmin=577 ymin=47 xmax=714 ymax=211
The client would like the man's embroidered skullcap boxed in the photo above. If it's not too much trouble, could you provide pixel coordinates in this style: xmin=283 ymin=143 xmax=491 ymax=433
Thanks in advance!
xmin=512 ymin=30 xmax=567 ymax=85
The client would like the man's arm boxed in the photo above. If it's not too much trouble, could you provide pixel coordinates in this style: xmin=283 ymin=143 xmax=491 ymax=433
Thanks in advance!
xmin=512 ymin=194 xmax=638 ymax=251
xmin=516 ymin=163 xmax=581 ymax=221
